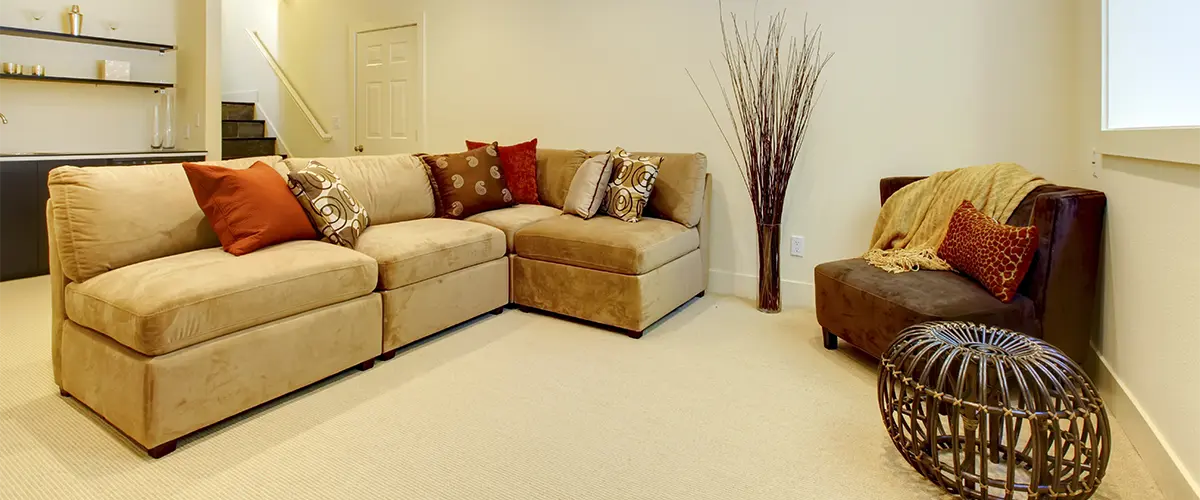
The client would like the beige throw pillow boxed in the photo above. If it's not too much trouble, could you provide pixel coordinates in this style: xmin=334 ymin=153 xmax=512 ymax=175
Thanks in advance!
xmin=605 ymin=147 xmax=662 ymax=223
xmin=562 ymin=153 xmax=614 ymax=219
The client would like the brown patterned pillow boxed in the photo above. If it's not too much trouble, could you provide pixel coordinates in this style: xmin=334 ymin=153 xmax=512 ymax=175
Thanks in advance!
xmin=604 ymin=147 xmax=662 ymax=223
xmin=422 ymin=143 xmax=514 ymax=219
xmin=287 ymin=161 xmax=370 ymax=248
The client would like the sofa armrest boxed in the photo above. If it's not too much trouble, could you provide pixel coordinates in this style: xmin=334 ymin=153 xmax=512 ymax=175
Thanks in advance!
xmin=1021 ymin=188 xmax=1107 ymax=364
xmin=880 ymin=176 xmax=927 ymax=206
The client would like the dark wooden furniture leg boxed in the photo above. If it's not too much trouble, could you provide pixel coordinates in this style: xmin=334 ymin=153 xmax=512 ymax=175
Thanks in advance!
xmin=378 ymin=350 xmax=397 ymax=361
xmin=357 ymin=359 xmax=375 ymax=371
xmin=696 ymin=290 xmax=705 ymax=298
xmin=146 ymin=440 xmax=177 ymax=459
xmin=490 ymin=307 xmax=504 ymax=315
xmin=624 ymin=329 xmax=644 ymax=339
xmin=823 ymin=329 xmax=838 ymax=350
xmin=59 ymin=388 xmax=70 ymax=397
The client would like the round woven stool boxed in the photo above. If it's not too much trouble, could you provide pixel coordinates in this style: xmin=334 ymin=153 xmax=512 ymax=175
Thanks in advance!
xmin=878 ymin=322 xmax=1110 ymax=499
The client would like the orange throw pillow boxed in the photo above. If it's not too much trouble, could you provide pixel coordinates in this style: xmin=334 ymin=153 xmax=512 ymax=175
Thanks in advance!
xmin=937 ymin=200 xmax=1039 ymax=303
xmin=466 ymin=138 xmax=538 ymax=204
xmin=182 ymin=161 xmax=316 ymax=255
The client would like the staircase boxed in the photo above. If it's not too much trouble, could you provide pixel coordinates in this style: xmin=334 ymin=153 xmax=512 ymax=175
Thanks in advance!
xmin=221 ymin=102 xmax=281 ymax=160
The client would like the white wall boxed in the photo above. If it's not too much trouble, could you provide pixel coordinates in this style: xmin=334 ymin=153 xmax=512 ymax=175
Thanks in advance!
xmin=257 ymin=0 xmax=1079 ymax=307
xmin=0 ymin=0 xmax=177 ymax=153
xmin=220 ymin=0 xmax=282 ymax=150
xmin=1070 ymin=1 xmax=1200 ymax=497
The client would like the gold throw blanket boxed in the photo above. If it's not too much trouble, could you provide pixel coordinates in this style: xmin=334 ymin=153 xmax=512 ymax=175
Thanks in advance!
xmin=864 ymin=163 xmax=1047 ymax=273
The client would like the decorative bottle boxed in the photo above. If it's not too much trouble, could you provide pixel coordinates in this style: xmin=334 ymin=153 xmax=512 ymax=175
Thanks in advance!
xmin=163 ymin=89 xmax=176 ymax=149
xmin=151 ymin=93 xmax=163 ymax=150
xmin=67 ymin=5 xmax=83 ymax=36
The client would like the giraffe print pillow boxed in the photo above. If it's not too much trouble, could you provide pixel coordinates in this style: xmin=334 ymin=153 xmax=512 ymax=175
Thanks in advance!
xmin=937 ymin=200 xmax=1039 ymax=303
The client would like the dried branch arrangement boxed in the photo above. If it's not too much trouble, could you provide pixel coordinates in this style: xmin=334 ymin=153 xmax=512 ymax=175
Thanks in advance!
xmin=690 ymin=5 xmax=831 ymax=312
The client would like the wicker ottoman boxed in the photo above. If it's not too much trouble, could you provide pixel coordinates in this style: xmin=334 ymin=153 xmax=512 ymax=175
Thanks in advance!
xmin=878 ymin=321 xmax=1110 ymax=499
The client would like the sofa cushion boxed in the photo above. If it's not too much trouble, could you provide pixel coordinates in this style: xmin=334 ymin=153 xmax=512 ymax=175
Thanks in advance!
xmin=48 ymin=156 xmax=283 ymax=283
xmin=354 ymin=219 xmax=506 ymax=290
xmin=282 ymin=154 xmax=436 ymax=226
xmin=64 ymin=240 xmax=378 ymax=356
xmin=535 ymin=149 xmax=589 ymax=209
xmin=814 ymin=258 xmax=1040 ymax=358
xmin=514 ymin=215 xmax=698 ymax=275
xmin=465 ymin=204 xmax=561 ymax=251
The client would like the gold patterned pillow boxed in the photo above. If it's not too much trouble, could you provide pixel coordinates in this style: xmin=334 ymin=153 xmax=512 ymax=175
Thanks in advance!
xmin=604 ymin=147 xmax=662 ymax=222
xmin=287 ymin=161 xmax=370 ymax=248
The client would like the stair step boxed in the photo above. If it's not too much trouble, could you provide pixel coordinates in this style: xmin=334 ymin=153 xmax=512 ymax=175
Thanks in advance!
xmin=222 ymin=137 xmax=276 ymax=159
xmin=222 ymin=120 xmax=266 ymax=139
xmin=221 ymin=101 xmax=256 ymax=121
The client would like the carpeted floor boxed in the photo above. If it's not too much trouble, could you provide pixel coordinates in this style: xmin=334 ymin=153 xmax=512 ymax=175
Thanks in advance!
xmin=0 ymin=276 xmax=1160 ymax=499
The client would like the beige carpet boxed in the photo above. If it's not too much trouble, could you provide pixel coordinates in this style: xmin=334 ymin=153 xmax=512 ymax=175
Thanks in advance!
xmin=0 ymin=276 xmax=1160 ymax=499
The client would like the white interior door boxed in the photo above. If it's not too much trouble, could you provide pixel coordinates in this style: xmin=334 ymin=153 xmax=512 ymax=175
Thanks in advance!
xmin=355 ymin=25 xmax=420 ymax=155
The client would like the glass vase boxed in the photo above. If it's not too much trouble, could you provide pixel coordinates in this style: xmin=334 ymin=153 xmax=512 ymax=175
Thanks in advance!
xmin=150 ymin=96 xmax=163 ymax=150
xmin=162 ymin=89 xmax=176 ymax=149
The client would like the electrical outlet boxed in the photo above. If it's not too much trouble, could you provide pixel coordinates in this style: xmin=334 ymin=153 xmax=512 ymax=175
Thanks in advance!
xmin=185 ymin=124 xmax=191 ymax=140
xmin=331 ymin=116 xmax=342 ymax=130
xmin=1091 ymin=149 xmax=1100 ymax=178
xmin=790 ymin=235 xmax=805 ymax=257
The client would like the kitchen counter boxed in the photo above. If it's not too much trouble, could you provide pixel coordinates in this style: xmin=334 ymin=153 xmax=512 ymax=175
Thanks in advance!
xmin=0 ymin=150 xmax=207 ymax=162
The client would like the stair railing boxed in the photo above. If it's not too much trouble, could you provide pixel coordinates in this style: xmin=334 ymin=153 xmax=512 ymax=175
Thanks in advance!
xmin=246 ymin=29 xmax=333 ymax=142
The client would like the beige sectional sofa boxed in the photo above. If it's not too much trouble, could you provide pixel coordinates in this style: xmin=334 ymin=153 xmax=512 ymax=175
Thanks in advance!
xmin=46 ymin=149 xmax=709 ymax=457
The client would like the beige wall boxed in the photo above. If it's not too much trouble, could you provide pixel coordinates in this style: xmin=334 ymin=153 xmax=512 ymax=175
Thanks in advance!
xmin=1069 ymin=1 xmax=1200 ymax=497
xmin=254 ymin=0 xmax=1079 ymax=307
xmin=0 ymin=0 xmax=176 ymax=153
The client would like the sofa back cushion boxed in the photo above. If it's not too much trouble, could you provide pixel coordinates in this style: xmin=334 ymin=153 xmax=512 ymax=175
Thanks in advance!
xmin=627 ymin=151 xmax=708 ymax=228
xmin=282 ymin=154 xmax=435 ymax=226
xmin=535 ymin=149 xmax=589 ymax=210
xmin=536 ymin=149 xmax=708 ymax=227
xmin=47 ymin=156 xmax=283 ymax=283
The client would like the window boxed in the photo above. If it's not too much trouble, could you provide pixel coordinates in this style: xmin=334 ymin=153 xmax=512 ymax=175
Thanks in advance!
xmin=1104 ymin=0 xmax=1200 ymax=130
xmin=1101 ymin=0 xmax=1200 ymax=164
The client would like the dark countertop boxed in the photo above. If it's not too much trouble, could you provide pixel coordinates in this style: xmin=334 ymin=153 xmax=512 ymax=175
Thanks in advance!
xmin=1 ymin=150 xmax=206 ymax=158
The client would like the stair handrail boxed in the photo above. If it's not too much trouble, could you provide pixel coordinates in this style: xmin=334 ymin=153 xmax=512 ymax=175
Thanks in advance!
xmin=246 ymin=29 xmax=333 ymax=142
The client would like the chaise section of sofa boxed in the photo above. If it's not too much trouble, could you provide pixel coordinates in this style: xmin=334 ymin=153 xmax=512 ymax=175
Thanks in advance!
xmin=48 ymin=156 xmax=384 ymax=457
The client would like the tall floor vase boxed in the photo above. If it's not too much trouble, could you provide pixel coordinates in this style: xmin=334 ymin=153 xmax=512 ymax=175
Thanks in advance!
xmin=756 ymin=222 xmax=781 ymax=313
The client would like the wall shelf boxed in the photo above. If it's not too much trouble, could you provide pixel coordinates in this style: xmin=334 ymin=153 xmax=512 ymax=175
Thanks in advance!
xmin=0 ymin=26 xmax=175 ymax=52
xmin=0 ymin=73 xmax=172 ymax=89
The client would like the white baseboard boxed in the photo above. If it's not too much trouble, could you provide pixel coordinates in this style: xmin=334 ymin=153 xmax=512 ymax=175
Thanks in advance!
xmin=1090 ymin=347 xmax=1199 ymax=500
xmin=707 ymin=269 xmax=814 ymax=309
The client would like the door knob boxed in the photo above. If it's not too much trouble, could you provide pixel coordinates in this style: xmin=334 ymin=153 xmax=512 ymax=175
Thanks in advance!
xmin=354 ymin=145 xmax=364 ymax=153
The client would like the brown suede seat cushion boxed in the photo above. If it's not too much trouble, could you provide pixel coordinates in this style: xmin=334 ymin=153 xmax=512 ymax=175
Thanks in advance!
xmin=353 ymin=219 xmax=506 ymax=290
xmin=814 ymin=258 xmax=1040 ymax=358
xmin=514 ymin=215 xmax=698 ymax=275
xmin=64 ymin=241 xmax=379 ymax=356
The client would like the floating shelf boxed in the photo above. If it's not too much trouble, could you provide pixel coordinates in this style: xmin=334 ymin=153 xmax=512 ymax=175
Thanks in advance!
xmin=0 ymin=26 xmax=175 ymax=52
xmin=0 ymin=73 xmax=172 ymax=89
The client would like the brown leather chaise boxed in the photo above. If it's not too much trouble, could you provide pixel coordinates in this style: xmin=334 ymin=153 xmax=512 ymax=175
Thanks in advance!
xmin=814 ymin=176 xmax=1106 ymax=364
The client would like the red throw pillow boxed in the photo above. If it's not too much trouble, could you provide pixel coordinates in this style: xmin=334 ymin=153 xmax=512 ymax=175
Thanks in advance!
xmin=466 ymin=138 xmax=538 ymax=204
xmin=182 ymin=161 xmax=316 ymax=255
xmin=937 ymin=200 xmax=1039 ymax=303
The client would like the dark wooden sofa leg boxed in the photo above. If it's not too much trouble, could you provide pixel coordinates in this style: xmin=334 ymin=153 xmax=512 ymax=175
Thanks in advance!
xmin=378 ymin=349 xmax=397 ymax=361
xmin=490 ymin=307 xmax=504 ymax=315
xmin=146 ymin=440 xmax=177 ymax=459
xmin=357 ymin=359 xmax=376 ymax=371
xmin=823 ymin=329 xmax=838 ymax=350
xmin=59 ymin=388 xmax=70 ymax=397
xmin=624 ymin=329 xmax=644 ymax=339
xmin=696 ymin=290 xmax=705 ymax=298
